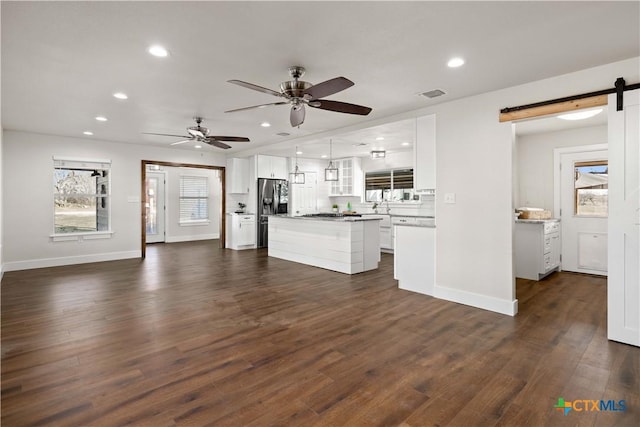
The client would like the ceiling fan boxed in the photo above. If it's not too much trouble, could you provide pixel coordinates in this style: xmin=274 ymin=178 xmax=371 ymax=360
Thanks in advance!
xmin=143 ymin=117 xmax=250 ymax=149
xmin=225 ymin=66 xmax=373 ymax=127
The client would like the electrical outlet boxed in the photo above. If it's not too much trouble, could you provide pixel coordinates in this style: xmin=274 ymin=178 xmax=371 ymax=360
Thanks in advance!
xmin=444 ymin=193 xmax=456 ymax=204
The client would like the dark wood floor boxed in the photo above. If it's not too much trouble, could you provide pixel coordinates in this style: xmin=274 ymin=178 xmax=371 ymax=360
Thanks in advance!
xmin=1 ymin=241 xmax=638 ymax=426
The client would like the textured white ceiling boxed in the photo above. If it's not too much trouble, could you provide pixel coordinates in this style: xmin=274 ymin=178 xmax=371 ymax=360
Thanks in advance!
xmin=2 ymin=1 xmax=638 ymax=158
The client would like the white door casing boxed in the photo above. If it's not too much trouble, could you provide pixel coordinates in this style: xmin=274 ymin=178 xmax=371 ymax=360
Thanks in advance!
xmin=608 ymin=89 xmax=640 ymax=347
xmin=558 ymin=149 xmax=608 ymax=275
xmin=146 ymin=171 xmax=166 ymax=243
xmin=290 ymin=171 xmax=318 ymax=216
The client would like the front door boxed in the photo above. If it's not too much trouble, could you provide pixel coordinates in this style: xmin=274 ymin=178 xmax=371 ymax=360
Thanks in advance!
xmin=145 ymin=171 xmax=166 ymax=243
xmin=560 ymin=149 xmax=609 ymax=275
xmin=608 ymin=89 xmax=640 ymax=347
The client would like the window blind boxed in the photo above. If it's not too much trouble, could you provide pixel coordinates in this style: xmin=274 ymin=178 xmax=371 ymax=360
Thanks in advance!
xmin=180 ymin=176 xmax=209 ymax=222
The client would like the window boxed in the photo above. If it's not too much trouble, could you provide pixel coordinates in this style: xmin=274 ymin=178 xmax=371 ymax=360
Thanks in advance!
xmin=574 ymin=161 xmax=608 ymax=217
xmin=180 ymin=175 xmax=209 ymax=223
xmin=365 ymin=168 xmax=416 ymax=202
xmin=53 ymin=158 xmax=111 ymax=234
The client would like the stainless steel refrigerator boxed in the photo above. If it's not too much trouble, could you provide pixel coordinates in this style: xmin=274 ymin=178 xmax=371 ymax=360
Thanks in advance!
xmin=257 ymin=178 xmax=288 ymax=248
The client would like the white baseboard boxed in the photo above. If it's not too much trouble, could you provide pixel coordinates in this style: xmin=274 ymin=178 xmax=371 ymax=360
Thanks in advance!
xmin=165 ymin=233 xmax=219 ymax=243
xmin=433 ymin=284 xmax=518 ymax=316
xmin=3 ymin=250 xmax=141 ymax=272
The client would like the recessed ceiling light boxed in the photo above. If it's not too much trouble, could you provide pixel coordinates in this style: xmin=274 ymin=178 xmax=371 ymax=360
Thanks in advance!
xmin=401 ymin=142 xmax=410 ymax=146
xmin=321 ymin=154 xmax=328 ymax=158
xmin=83 ymin=131 xmax=94 ymax=136
xmin=113 ymin=92 xmax=128 ymax=100
xmin=95 ymin=116 xmax=108 ymax=122
xmin=557 ymin=108 xmax=603 ymax=121
xmin=194 ymin=145 xmax=202 ymax=149
xmin=447 ymin=57 xmax=465 ymax=68
xmin=148 ymin=45 xmax=169 ymax=57
xmin=261 ymin=122 xmax=271 ymax=127
xmin=296 ymin=151 xmax=303 ymax=155
xmin=375 ymin=136 xmax=384 ymax=141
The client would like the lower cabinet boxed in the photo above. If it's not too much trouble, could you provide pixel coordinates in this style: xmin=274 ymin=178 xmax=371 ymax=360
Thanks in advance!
xmin=226 ymin=214 xmax=256 ymax=250
xmin=365 ymin=214 xmax=392 ymax=251
xmin=394 ymin=225 xmax=435 ymax=296
xmin=515 ymin=220 xmax=561 ymax=280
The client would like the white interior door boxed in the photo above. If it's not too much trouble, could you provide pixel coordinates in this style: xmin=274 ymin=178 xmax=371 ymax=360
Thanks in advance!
xmin=146 ymin=171 xmax=166 ymax=243
xmin=290 ymin=172 xmax=318 ymax=216
xmin=559 ymin=149 xmax=609 ymax=275
xmin=608 ymin=89 xmax=640 ymax=347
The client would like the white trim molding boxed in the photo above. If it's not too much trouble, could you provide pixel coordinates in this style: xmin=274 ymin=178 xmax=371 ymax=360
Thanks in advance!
xmin=433 ymin=285 xmax=519 ymax=316
xmin=3 ymin=250 xmax=141 ymax=272
xmin=165 ymin=233 xmax=219 ymax=243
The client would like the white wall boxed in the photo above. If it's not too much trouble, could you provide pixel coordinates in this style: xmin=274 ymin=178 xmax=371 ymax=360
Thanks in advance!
xmin=516 ymin=124 xmax=607 ymax=211
xmin=2 ymin=131 xmax=226 ymax=271
xmin=164 ymin=166 xmax=222 ymax=243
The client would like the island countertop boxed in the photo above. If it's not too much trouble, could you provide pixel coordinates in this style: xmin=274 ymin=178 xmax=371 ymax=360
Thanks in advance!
xmin=275 ymin=215 xmax=382 ymax=222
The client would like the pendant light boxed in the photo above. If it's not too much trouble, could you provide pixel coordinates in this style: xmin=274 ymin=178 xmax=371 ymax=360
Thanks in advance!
xmin=324 ymin=139 xmax=339 ymax=182
xmin=290 ymin=146 xmax=305 ymax=184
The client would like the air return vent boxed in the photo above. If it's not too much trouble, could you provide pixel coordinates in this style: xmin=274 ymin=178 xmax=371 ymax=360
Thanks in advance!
xmin=419 ymin=89 xmax=446 ymax=98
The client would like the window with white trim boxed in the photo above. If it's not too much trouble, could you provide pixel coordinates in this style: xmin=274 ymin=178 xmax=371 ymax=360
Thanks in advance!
xmin=53 ymin=157 xmax=111 ymax=234
xmin=179 ymin=175 xmax=209 ymax=223
xmin=365 ymin=168 xmax=416 ymax=202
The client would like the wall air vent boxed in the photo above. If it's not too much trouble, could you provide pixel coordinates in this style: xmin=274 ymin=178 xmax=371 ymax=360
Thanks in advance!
xmin=419 ymin=89 xmax=446 ymax=99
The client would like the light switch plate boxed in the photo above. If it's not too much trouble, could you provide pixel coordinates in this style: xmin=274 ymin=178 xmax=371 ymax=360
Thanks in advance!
xmin=444 ymin=193 xmax=456 ymax=204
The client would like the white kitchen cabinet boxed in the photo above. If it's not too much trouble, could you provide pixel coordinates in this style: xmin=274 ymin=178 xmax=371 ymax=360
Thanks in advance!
xmin=226 ymin=213 xmax=256 ymax=250
xmin=414 ymin=114 xmax=436 ymax=192
xmin=515 ymin=220 xmax=561 ymax=280
xmin=227 ymin=158 xmax=250 ymax=194
xmin=257 ymin=155 xmax=288 ymax=179
xmin=328 ymin=157 xmax=363 ymax=197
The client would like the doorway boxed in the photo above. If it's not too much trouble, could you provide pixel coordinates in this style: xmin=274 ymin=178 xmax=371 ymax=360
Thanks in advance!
xmin=145 ymin=170 xmax=166 ymax=243
xmin=140 ymin=160 xmax=225 ymax=258
xmin=555 ymin=146 xmax=608 ymax=275
xmin=290 ymin=171 xmax=318 ymax=216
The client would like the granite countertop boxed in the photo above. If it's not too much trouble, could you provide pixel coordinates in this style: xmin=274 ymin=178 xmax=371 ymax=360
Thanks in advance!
xmin=515 ymin=218 xmax=561 ymax=224
xmin=272 ymin=215 xmax=382 ymax=222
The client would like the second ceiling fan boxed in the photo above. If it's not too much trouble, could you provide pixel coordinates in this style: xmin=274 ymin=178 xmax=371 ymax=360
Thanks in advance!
xmin=225 ymin=66 xmax=372 ymax=127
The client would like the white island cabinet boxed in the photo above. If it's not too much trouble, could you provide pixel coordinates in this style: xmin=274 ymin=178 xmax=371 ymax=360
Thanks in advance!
xmin=268 ymin=216 xmax=381 ymax=274
xmin=394 ymin=222 xmax=435 ymax=296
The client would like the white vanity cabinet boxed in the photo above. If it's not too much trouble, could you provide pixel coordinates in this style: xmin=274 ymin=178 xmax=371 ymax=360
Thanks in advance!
xmin=414 ymin=114 xmax=436 ymax=192
xmin=226 ymin=213 xmax=256 ymax=250
xmin=257 ymin=155 xmax=288 ymax=179
xmin=227 ymin=158 xmax=249 ymax=194
xmin=328 ymin=157 xmax=363 ymax=197
xmin=515 ymin=220 xmax=561 ymax=280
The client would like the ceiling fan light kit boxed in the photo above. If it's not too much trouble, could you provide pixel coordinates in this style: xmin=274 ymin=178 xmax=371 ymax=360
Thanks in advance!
xmin=225 ymin=66 xmax=372 ymax=128
xmin=324 ymin=139 xmax=339 ymax=182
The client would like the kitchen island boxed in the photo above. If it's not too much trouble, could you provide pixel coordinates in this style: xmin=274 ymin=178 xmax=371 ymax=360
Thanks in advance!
xmin=268 ymin=215 xmax=382 ymax=274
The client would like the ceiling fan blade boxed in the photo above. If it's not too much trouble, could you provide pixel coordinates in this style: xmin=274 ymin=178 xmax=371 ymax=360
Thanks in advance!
xmin=304 ymin=77 xmax=354 ymax=99
xmin=143 ymin=132 xmax=192 ymax=138
xmin=225 ymin=101 xmax=288 ymax=113
xmin=209 ymin=136 xmax=250 ymax=142
xmin=311 ymin=100 xmax=372 ymax=115
xmin=206 ymin=140 xmax=232 ymax=149
xmin=227 ymin=80 xmax=284 ymax=98
xmin=170 ymin=139 xmax=192 ymax=146
xmin=290 ymin=104 xmax=305 ymax=127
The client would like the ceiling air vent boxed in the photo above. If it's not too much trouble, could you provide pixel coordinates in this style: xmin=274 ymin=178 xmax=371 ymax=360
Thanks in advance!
xmin=276 ymin=132 xmax=290 ymax=137
xmin=419 ymin=89 xmax=446 ymax=99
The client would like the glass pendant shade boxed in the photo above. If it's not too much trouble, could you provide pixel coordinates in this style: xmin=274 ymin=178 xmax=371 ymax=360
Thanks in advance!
xmin=325 ymin=161 xmax=339 ymax=181
xmin=290 ymin=165 xmax=305 ymax=184
xmin=290 ymin=146 xmax=305 ymax=184
xmin=324 ymin=139 xmax=339 ymax=181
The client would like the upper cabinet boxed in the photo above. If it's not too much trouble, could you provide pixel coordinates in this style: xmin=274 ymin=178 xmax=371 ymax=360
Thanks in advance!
xmin=227 ymin=157 xmax=249 ymax=194
xmin=414 ymin=114 xmax=436 ymax=191
xmin=328 ymin=157 xmax=363 ymax=197
xmin=257 ymin=155 xmax=288 ymax=180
